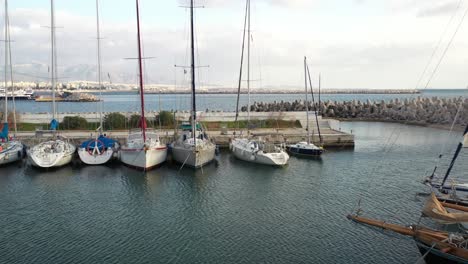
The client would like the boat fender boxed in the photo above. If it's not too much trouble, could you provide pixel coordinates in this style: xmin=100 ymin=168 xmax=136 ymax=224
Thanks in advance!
xmin=250 ymin=155 xmax=255 ymax=161
xmin=215 ymin=145 xmax=220 ymax=156
xmin=17 ymin=150 xmax=22 ymax=159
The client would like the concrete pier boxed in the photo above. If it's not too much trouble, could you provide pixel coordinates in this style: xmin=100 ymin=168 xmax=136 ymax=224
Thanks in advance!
xmin=12 ymin=111 xmax=354 ymax=149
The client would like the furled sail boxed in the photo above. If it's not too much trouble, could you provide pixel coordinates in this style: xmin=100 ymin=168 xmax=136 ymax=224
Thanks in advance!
xmin=422 ymin=193 xmax=468 ymax=224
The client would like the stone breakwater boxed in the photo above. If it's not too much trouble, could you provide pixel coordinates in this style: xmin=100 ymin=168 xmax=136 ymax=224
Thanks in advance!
xmin=243 ymin=96 xmax=468 ymax=125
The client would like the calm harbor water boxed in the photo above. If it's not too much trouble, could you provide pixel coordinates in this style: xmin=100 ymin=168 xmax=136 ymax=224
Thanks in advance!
xmin=10 ymin=89 xmax=468 ymax=114
xmin=0 ymin=121 xmax=467 ymax=263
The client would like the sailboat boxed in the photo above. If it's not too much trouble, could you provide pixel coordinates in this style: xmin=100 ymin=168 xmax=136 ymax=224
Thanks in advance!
xmin=424 ymin=124 xmax=468 ymax=199
xmin=27 ymin=0 xmax=75 ymax=168
xmin=119 ymin=0 xmax=167 ymax=170
xmin=348 ymin=213 xmax=468 ymax=264
xmin=0 ymin=0 xmax=24 ymax=166
xmin=286 ymin=57 xmax=323 ymax=157
xmin=229 ymin=0 xmax=289 ymax=166
xmin=78 ymin=0 xmax=119 ymax=165
xmin=170 ymin=0 xmax=216 ymax=169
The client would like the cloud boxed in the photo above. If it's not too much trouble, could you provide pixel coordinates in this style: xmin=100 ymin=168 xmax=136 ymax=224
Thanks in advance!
xmin=5 ymin=3 xmax=468 ymax=90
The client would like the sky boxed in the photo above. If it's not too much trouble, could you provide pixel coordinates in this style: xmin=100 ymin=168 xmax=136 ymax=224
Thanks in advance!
xmin=4 ymin=0 xmax=468 ymax=90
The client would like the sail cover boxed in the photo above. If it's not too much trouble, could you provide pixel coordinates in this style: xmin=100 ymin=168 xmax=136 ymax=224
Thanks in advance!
xmin=0 ymin=122 xmax=8 ymax=140
xmin=422 ymin=193 xmax=468 ymax=224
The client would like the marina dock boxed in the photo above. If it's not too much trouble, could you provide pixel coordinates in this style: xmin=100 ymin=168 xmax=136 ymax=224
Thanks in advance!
xmin=13 ymin=111 xmax=354 ymax=148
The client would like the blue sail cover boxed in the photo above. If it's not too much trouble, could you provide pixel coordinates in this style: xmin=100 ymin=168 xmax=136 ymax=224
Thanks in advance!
xmin=0 ymin=122 xmax=8 ymax=140
xmin=80 ymin=135 xmax=117 ymax=149
xmin=50 ymin=119 xmax=59 ymax=130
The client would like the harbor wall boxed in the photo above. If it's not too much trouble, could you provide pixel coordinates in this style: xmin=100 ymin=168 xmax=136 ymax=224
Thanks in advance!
xmin=242 ymin=97 xmax=468 ymax=126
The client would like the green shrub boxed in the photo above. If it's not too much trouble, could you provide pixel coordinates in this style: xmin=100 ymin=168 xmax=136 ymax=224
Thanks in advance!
xmin=157 ymin=111 xmax=174 ymax=127
xmin=103 ymin=112 xmax=126 ymax=130
xmin=61 ymin=116 xmax=88 ymax=130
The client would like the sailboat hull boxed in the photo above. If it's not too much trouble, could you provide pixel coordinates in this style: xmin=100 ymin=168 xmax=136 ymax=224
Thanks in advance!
xmin=286 ymin=146 xmax=323 ymax=156
xmin=230 ymin=139 xmax=289 ymax=166
xmin=0 ymin=141 xmax=24 ymax=166
xmin=78 ymin=148 xmax=114 ymax=165
xmin=171 ymin=144 xmax=216 ymax=168
xmin=120 ymin=147 xmax=167 ymax=170
xmin=27 ymin=140 xmax=76 ymax=168
xmin=415 ymin=239 xmax=468 ymax=264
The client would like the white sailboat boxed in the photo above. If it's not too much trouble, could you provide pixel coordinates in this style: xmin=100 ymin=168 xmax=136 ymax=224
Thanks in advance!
xmin=78 ymin=0 xmax=119 ymax=165
xmin=27 ymin=0 xmax=75 ymax=169
xmin=119 ymin=0 xmax=167 ymax=170
xmin=287 ymin=57 xmax=324 ymax=157
xmin=0 ymin=0 xmax=23 ymax=166
xmin=230 ymin=0 xmax=289 ymax=166
xmin=170 ymin=0 xmax=216 ymax=169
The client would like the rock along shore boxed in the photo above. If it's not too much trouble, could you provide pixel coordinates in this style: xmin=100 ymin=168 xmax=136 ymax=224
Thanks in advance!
xmin=243 ymin=96 xmax=468 ymax=127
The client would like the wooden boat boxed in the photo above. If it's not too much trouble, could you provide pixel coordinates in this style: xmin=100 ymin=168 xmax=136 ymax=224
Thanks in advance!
xmin=348 ymin=214 xmax=468 ymax=263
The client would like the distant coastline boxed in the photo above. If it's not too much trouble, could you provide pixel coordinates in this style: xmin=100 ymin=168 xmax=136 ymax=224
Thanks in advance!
xmin=31 ymin=88 xmax=421 ymax=95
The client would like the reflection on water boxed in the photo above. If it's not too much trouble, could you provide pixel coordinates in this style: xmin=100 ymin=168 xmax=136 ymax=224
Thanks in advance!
xmin=0 ymin=122 xmax=466 ymax=263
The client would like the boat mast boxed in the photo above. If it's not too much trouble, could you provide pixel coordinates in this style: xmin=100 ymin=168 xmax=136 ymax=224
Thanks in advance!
xmin=3 ymin=0 xmax=8 ymax=125
xmin=234 ymin=0 xmax=249 ymax=126
xmin=304 ymin=57 xmax=310 ymax=145
xmin=96 ymin=0 xmax=103 ymax=132
xmin=135 ymin=0 xmax=146 ymax=142
xmin=50 ymin=0 xmax=57 ymax=123
xmin=247 ymin=0 xmax=251 ymax=126
xmin=318 ymin=73 xmax=321 ymax=113
xmin=190 ymin=0 xmax=196 ymax=147
xmin=441 ymin=124 xmax=468 ymax=186
xmin=306 ymin=64 xmax=323 ymax=146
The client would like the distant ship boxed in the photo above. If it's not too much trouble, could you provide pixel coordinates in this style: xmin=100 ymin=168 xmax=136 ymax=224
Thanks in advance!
xmin=0 ymin=88 xmax=34 ymax=100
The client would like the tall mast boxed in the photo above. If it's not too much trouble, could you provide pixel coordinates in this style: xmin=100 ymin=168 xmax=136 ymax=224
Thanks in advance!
xmin=306 ymin=64 xmax=323 ymax=146
xmin=441 ymin=124 xmax=468 ymax=186
xmin=304 ymin=57 xmax=310 ymax=144
xmin=318 ymin=73 xmax=321 ymax=113
xmin=50 ymin=0 xmax=56 ymax=122
xmin=234 ymin=0 xmax=249 ymax=125
xmin=135 ymin=0 xmax=146 ymax=142
xmin=247 ymin=0 xmax=251 ymax=125
xmin=96 ymin=0 xmax=103 ymax=132
xmin=190 ymin=0 xmax=196 ymax=146
xmin=3 ymin=0 xmax=8 ymax=124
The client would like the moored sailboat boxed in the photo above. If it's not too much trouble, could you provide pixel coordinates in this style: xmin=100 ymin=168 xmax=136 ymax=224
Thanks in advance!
xmin=27 ymin=0 xmax=75 ymax=169
xmin=424 ymin=123 xmax=468 ymax=199
xmin=78 ymin=0 xmax=119 ymax=165
xmin=170 ymin=0 xmax=216 ymax=169
xmin=230 ymin=0 xmax=289 ymax=166
xmin=287 ymin=57 xmax=323 ymax=157
xmin=0 ymin=0 xmax=24 ymax=166
xmin=119 ymin=0 xmax=167 ymax=170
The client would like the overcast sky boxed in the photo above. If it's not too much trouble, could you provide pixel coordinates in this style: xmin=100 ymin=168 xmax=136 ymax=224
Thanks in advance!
xmin=5 ymin=0 xmax=468 ymax=89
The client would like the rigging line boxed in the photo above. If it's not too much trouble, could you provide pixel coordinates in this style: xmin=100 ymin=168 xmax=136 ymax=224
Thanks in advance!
xmin=306 ymin=64 xmax=322 ymax=145
xmin=423 ymin=4 xmax=468 ymax=90
xmin=414 ymin=0 xmax=463 ymax=90
xmin=235 ymin=0 xmax=249 ymax=127
xmin=6 ymin=4 xmax=17 ymax=134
